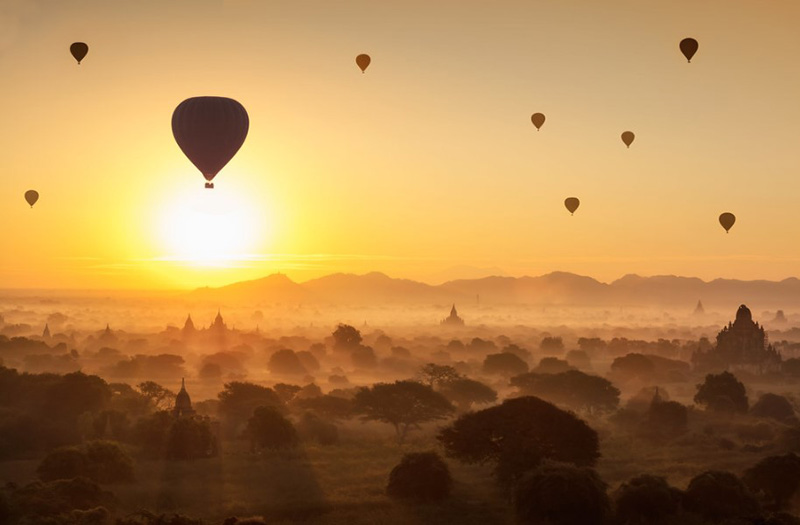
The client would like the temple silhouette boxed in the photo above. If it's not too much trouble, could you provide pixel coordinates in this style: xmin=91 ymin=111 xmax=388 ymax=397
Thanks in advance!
xmin=692 ymin=304 xmax=781 ymax=373
xmin=441 ymin=304 xmax=465 ymax=326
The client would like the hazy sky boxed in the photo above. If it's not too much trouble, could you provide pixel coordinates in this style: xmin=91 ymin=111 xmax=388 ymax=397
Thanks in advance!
xmin=2 ymin=0 xmax=800 ymax=289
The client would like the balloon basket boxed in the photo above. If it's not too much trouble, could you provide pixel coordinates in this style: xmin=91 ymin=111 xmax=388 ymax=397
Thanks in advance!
xmin=205 ymin=182 xmax=214 ymax=189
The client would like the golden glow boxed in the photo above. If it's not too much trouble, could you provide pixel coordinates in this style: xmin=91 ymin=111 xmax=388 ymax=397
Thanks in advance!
xmin=3 ymin=1 xmax=800 ymax=289
xmin=156 ymin=184 xmax=266 ymax=268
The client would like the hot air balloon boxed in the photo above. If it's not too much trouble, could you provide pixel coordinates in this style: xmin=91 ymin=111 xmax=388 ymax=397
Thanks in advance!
xmin=356 ymin=54 xmax=371 ymax=73
xmin=171 ymin=97 xmax=249 ymax=189
xmin=680 ymin=38 xmax=698 ymax=63
xmin=531 ymin=113 xmax=546 ymax=131
xmin=564 ymin=197 xmax=580 ymax=215
xmin=70 ymin=42 xmax=88 ymax=64
xmin=24 ymin=190 xmax=39 ymax=208
xmin=621 ymin=131 xmax=635 ymax=148
xmin=719 ymin=212 xmax=736 ymax=233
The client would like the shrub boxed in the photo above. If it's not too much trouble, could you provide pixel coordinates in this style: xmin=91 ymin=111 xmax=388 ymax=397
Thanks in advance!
xmin=386 ymin=452 xmax=452 ymax=502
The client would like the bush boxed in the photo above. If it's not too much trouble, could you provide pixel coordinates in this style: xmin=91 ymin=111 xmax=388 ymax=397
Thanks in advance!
xmin=37 ymin=441 xmax=134 ymax=484
xmin=514 ymin=462 xmax=609 ymax=525
xmin=37 ymin=447 xmax=90 ymax=482
xmin=613 ymin=474 xmax=682 ymax=524
xmin=751 ymin=393 xmax=795 ymax=422
xmin=482 ymin=352 xmax=529 ymax=376
xmin=247 ymin=406 xmax=298 ymax=450
xmin=386 ymin=452 xmax=452 ymax=502
xmin=683 ymin=470 xmax=759 ymax=521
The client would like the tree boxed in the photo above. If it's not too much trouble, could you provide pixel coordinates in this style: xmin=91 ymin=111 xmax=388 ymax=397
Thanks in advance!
xmin=514 ymin=462 xmax=609 ymax=525
xmin=613 ymin=474 xmax=682 ymax=524
xmin=44 ymin=372 xmax=111 ymax=421
xmin=273 ymin=383 xmax=302 ymax=404
xmin=510 ymin=370 xmax=620 ymax=415
xmin=354 ymin=381 xmax=454 ymax=443
xmin=36 ymin=447 xmax=90 ymax=482
xmin=386 ymin=452 xmax=452 ymax=502
xmin=438 ymin=378 xmax=497 ymax=412
xmin=296 ymin=412 xmax=339 ymax=446
xmin=482 ymin=352 xmax=529 ymax=376
xmin=532 ymin=357 xmax=573 ymax=375
xmin=217 ymin=382 xmax=282 ymax=437
xmin=751 ymin=393 xmax=795 ymax=422
xmin=131 ymin=410 xmax=173 ymax=458
xmin=418 ymin=363 xmax=460 ymax=387
xmin=268 ymin=349 xmax=308 ymax=375
xmin=694 ymin=371 xmax=749 ymax=413
xmin=137 ymin=381 xmax=176 ymax=411
xmin=744 ymin=453 xmax=800 ymax=510
xmin=246 ymin=406 xmax=298 ymax=451
xmin=165 ymin=417 xmax=217 ymax=460
xmin=37 ymin=441 xmax=133 ymax=483
xmin=332 ymin=324 xmax=362 ymax=353
xmin=438 ymin=396 xmax=600 ymax=487
xmin=293 ymin=395 xmax=354 ymax=420
xmin=350 ymin=345 xmax=377 ymax=369
xmin=683 ymin=470 xmax=759 ymax=521
xmin=540 ymin=336 xmax=564 ymax=353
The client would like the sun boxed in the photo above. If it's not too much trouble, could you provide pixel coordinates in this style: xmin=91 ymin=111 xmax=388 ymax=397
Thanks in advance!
xmin=156 ymin=184 xmax=267 ymax=267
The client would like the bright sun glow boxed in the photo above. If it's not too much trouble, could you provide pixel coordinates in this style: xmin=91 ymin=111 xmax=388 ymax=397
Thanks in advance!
xmin=157 ymin=184 xmax=267 ymax=267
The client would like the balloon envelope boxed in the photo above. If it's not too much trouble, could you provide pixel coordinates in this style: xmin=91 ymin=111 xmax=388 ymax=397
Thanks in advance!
xmin=171 ymin=97 xmax=249 ymax=188
xmin=531 ymin=113 xmax=546 ymax=130
xmin=680 ymin=38 xmax=699 ymax=63
xmin=70 ymin=42 xmax=88 ymax=64
xmin=356 ymin=54 xmax=371 ymax=72
xmin=621 ymin=131 xmax=635 ymax=148
xmin=25 ymin=190 xmax=39 ymax=208
xmin=564 ymin=197 xmax=580 ymax=215
xmin=719 ymin=212 xmax=736 ymax=233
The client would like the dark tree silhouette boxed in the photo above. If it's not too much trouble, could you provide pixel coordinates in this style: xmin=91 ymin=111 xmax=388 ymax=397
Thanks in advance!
xmin=293 ymin=394 xmax=354 ymax=420
xmin=539 ymin=336 xmax=564 ymax=353
xmin=644 ymin=400 xmax=689 ymax=440
xmin=694 ymin=371 xmax=749 ymax=413
xmin=386 ymin=451 xmax=452 ymax=502
xmin=751 ymin=393 xmax=795 ymax=422
xmin=439 ymin=378 xmax=497 ymax=412
xmin=296 ymin=412 xmax=339 ymax=446
xmin=532 ymin=357 xmax=574 ymax=374
xmin=744 ymin=453 xmax=800 ymax=510
xmin=683 ymin=470 xmax=759 ymax=521
xmin=137 ymin=381 xmax=176 ymax=411
xmin=613 ymin=474 xmax=682 ymax=524
xmin=217 ymin=382 xmax=282 ymax=437
xmin=165 ymin=417 xmax=217 ymax=460
xmin=354 ymin=381 xmax=454 ymax=443
xmin=482 ymin=352 xmax=529 ymax=376
xmin=510 ymin=370 xmax=619 ymax=415
xmin=273 ymin=383 xmax=302 ymax=404
xmin=418 ymin=363 xmax=460 ymax=387
xmin=37 ymin=440 xmax=134 ymax=484
xmin=36 ymin=447 xmax=90 ymax=482
xmin=514 ymin=462 xmax=609 ymax=525
xmin=246 ymin=406 xmax=298 ymax=451
xmin=438 ymin=396 xmax=600 ymax=486
xmin=268 ymin=349 xmax=308 ymax=375
xmin=350 ymin=345 xmax=377 ymax=369
xmin=332 ymin=324 xmax=362 ymax=353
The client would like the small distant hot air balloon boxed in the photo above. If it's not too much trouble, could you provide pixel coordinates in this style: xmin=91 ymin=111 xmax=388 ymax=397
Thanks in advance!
xmin=621 ymin=131 xmax=635 ymax=148
xmin=680 ymin=38 xmax=699 ymax=63
xmin=531 ymin=113 xmax=546 ymax=131
xmin=719 ymin=212 xmax=736 ymax=233
xmin=25 ymin=190 xmax=39 ymax=208
xmin=70 ymin=42 xmax=88 ymax=64
xmin=564 ymin=197 xmax=580 ymax=215
xmin=171 ymin=97 xmax=250 ymax=189
xmin=356 ymin=54 xmax=371 ymax=73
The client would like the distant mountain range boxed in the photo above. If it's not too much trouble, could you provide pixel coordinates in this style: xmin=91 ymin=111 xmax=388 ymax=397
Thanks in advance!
xmin=189 ymin=271 xmax=800 ymax=310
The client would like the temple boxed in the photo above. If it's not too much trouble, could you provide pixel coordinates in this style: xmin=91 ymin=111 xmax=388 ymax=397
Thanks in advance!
xmin=441 ymin=304 xmax=465 ymax=326
xmin=173 ymin=378 xmax=196 ymax=418
xmin=692 ymin=304 xmax=781 ymax=373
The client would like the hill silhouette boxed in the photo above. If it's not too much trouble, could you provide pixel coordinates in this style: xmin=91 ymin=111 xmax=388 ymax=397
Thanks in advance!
xmin=188 ymin=272 xmax=800 ymax=309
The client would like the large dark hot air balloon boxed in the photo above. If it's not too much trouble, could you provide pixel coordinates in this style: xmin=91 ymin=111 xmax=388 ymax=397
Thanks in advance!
xmin=680 ymin=38 xmax=699 ymax=63
xmin=356 ymin=54 xmax=371 ymax=73
xmin=531 ymin=113 xmax=546 ymax=131
xmin=564 ymin=197 xmax=580 ymax=215
xmin=171 ymin=97 xmax=249 ymax=189
xmin=70 ymin=42 xmax=88 ymax=64
xmin=719 ymin=212 xmax=736 ymax=233
xmin=621 ymin=131 xmax=635 ymax=148
xmin=24 ymin=190 xmax=39 ymax=208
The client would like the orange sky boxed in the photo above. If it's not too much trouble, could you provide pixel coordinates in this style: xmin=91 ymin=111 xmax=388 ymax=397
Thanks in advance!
xmin=2 ymin=0 xmax=800 ymax=290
